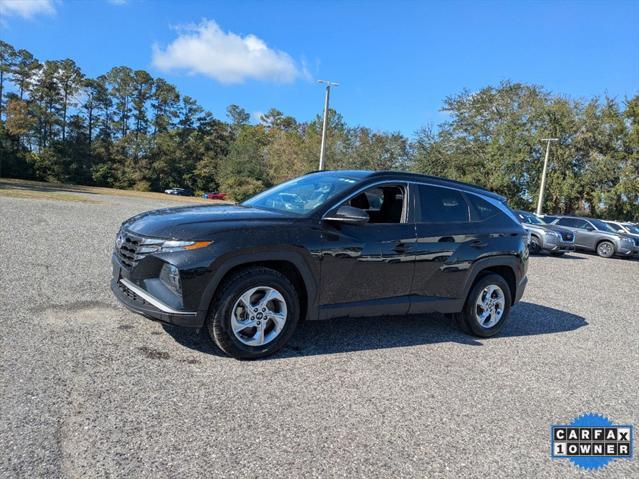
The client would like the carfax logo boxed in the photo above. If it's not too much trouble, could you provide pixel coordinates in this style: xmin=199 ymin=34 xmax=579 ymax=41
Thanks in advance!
xmin=551 ymin=413 xmax=633 ymax=470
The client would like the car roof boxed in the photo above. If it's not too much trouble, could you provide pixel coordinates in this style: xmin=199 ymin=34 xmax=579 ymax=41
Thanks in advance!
xmin=305 ymin=170 xmax=505 ymax=201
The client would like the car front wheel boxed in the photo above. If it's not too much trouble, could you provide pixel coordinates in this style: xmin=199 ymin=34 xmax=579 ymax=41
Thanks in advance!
xmin=596 ymin=241 xmax=615 ymax=258
xmin=206 ymin=267 xmax=300 ymax=359
xmin=529 ymin=236 xmax=542 ymax=255
xmin=452 ymin=273 xmax=512 ymax=338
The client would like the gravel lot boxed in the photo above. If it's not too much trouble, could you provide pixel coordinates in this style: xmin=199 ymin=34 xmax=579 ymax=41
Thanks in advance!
xmin=1 ymin=187 xmax=638 ymax=478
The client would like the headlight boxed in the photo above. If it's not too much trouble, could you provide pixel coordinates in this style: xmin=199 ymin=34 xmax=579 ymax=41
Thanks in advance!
xmin=544 ymin=231 xmax=560 ymax=241
xmin=137 ymin=238 xmax=212 ymax=253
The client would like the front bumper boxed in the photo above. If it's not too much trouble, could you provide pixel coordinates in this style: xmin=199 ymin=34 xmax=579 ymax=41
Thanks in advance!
xmin=540 ymin=235 xmax=575 ymax=253
xmin=545 ymin=242 xmax=575 ymax=253
xmin=111 ymin=255 xmax=204 ymax=328
xmin=616 ymin=244 xmax=636 ymax=256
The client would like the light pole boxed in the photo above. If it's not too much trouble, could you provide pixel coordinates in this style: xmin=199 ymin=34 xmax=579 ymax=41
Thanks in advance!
xmin=317 ymin=80 xmax=338 ymax=170
xmin=536 ymin=138 xmax=559 ymax=216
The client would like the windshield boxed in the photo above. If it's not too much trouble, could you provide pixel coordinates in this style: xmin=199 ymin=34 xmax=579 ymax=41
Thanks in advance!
xmin=625 ymin=224 xmax=639 ymax=234
xmin=242 ymin=174 xmax=360 ymax=214
xmin=518 ymin=211 xmax=544 ymax=225
xmin=589 ymin=219 xmax=617 ymax=233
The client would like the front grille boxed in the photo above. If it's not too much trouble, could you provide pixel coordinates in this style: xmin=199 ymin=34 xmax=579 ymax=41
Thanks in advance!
xmin=116 ymin=230 xmax=151 ymax=269
xmin=634 ymin=238 xmax=639 ymax=247
xmin=560 ymin=231 xmax=574 ymax=242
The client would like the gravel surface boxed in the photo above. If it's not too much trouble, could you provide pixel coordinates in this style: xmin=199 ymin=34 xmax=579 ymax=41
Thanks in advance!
xmin=1 ymin=189 xmax=638 ymax=478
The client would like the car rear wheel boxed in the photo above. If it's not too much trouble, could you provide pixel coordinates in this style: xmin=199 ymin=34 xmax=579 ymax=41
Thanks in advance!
xmin=206 ymin=267 xmax=300 ymax=359
xmin=596 ymin=241 xmax=615 ymax=258
xmin=452 ymin=273 xmax=512 ymax=338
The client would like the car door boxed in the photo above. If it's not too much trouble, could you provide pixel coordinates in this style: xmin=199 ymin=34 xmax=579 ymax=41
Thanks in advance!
xmin=409 ymin=184 xmax=479 ymax=313
xmin=318 ymin=182 xmax=416 ymax=318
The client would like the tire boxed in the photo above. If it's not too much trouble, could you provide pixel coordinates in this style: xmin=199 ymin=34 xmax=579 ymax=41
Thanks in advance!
xmin=529 ymin=236 xmax=542 ymax=255
xmin=596 ymin=241 xmax=615 ymax=258
xmin=206 ymin=267 xmax=300 ymax=359
xmin=451 ymin=273 xmax=512 ymax=338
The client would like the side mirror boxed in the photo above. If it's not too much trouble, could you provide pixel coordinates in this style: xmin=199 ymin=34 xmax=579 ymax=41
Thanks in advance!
xmin=324 ymin=205 xmax=369 ymax=225
xmin=585 ymin=225 xmax=594 ymax=231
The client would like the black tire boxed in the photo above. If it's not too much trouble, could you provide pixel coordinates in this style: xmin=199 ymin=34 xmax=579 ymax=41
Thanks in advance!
xmin=206 ymin=267 xmax=300 ymax=359
xmin=596 ymin=241 xmax=615 ymax=258
xmin=529 ymin=236 xmax=542 ymax=255
xmin=451 ymin=273 xmax=512 ymax=338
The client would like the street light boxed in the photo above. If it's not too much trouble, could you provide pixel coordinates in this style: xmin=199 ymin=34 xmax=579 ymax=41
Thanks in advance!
xmin=536 ymin=138 xmax=559 ymax=216
xmin=317 ymin=80 xmax=339 ymax=170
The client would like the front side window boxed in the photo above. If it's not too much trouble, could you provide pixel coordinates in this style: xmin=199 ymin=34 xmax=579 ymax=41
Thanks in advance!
xmin=557 ymin=218 xmax=588 ymax=229
xmin=346 ymin=185 xmax=405 ymax=224
xmin=243 ymin=174 xmax=359 ymax=215
xmin=589 ymin=219 xmax=617 ymax=233
xmin=418 ymin=185 xmax=470 ymax=223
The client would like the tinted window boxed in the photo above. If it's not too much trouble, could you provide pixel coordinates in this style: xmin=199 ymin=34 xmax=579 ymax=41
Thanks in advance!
xmin=418 ymin=185 xmax=469 ymax=222
xmin=589 ymin=219 xmax=616 ymax=233
xmin=347 ymin=185 xmax=405 ymax=224
xmin=557 ymin=218 xmax=588 ymax=229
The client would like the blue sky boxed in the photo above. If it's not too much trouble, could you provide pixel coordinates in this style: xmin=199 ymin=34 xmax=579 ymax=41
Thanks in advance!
xmin=1 ymin=0 xmax=638 ymax=136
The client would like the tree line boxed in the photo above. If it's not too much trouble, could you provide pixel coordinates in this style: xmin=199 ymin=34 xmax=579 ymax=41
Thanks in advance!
xmin=1 ymin=40 xmax=638 ymax=220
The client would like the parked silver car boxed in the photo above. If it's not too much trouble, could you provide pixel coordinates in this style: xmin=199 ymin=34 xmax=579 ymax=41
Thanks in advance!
xmin=550 ymin=216 xmax=636 ymax=258
xmin=604 ymin=220 xmax=639 ymax=255
xmin=516 ymin=210 xmax=575 ymax=256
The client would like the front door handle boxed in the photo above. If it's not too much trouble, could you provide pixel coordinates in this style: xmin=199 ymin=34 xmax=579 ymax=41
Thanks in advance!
xmin=393 ymin=243 xmax=407 ymax=253
xmin=471 ymin=240 xmax=487 ymax=248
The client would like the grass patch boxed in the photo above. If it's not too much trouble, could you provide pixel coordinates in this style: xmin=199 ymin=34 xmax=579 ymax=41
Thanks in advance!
xmin=0 ymin=178 xmax=222 ymax=204
xmin=0 ymin=188 xmax=102 ymax=204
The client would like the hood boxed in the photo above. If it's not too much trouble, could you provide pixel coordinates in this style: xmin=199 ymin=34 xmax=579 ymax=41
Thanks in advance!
xmin=123 ymin=204 xmax=294 ymax=239
xmin=540 ymin=224 xmax=573 ymax=235
xmin=522 ymin=223 xmax=568 ymax=234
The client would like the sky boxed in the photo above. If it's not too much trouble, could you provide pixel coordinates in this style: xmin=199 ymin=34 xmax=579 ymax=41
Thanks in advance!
xmin=1 ymin=0 xmax=638 ymax=136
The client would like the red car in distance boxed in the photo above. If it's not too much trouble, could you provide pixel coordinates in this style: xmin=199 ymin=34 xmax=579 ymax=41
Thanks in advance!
xmin=202 ymin=192 xmax=227 ymax=200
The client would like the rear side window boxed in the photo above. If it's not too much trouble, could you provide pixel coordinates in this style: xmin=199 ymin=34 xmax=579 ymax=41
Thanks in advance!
xmin=418 ymin=185 xmax=469 ymax=222
xmin=466 ymin=194 xmax=499 ymax=221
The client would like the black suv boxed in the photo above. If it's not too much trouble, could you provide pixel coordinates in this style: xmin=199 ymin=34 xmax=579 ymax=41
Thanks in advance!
xmin=112 ymin=171 xmax=528 ymax=359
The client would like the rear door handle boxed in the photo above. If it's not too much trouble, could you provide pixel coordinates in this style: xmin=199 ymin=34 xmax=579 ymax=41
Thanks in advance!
xmin=471 ymin=240 xmax=487 ymax=248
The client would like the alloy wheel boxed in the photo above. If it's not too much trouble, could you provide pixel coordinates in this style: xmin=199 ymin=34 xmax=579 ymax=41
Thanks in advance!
xmin=597 ymin=242 xmax=613 ymax=257
xmin=230 ymin=286 xmax=288 ymax=346
xmin=474 ymin=285 xmax=505 ymax=329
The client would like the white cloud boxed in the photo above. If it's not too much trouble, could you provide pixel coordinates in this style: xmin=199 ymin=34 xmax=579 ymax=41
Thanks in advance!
xmin=0 ymin=0 xmax=55 ymax=18
xmin=152 ymin=19 xmax=304 ymax=84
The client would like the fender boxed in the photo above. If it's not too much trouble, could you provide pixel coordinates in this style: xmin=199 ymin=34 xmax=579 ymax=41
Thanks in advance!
xmin=196 ymin=247 xmax=319 ymax=324
xmin=459 ymin=254 xmax=523 ymax=305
